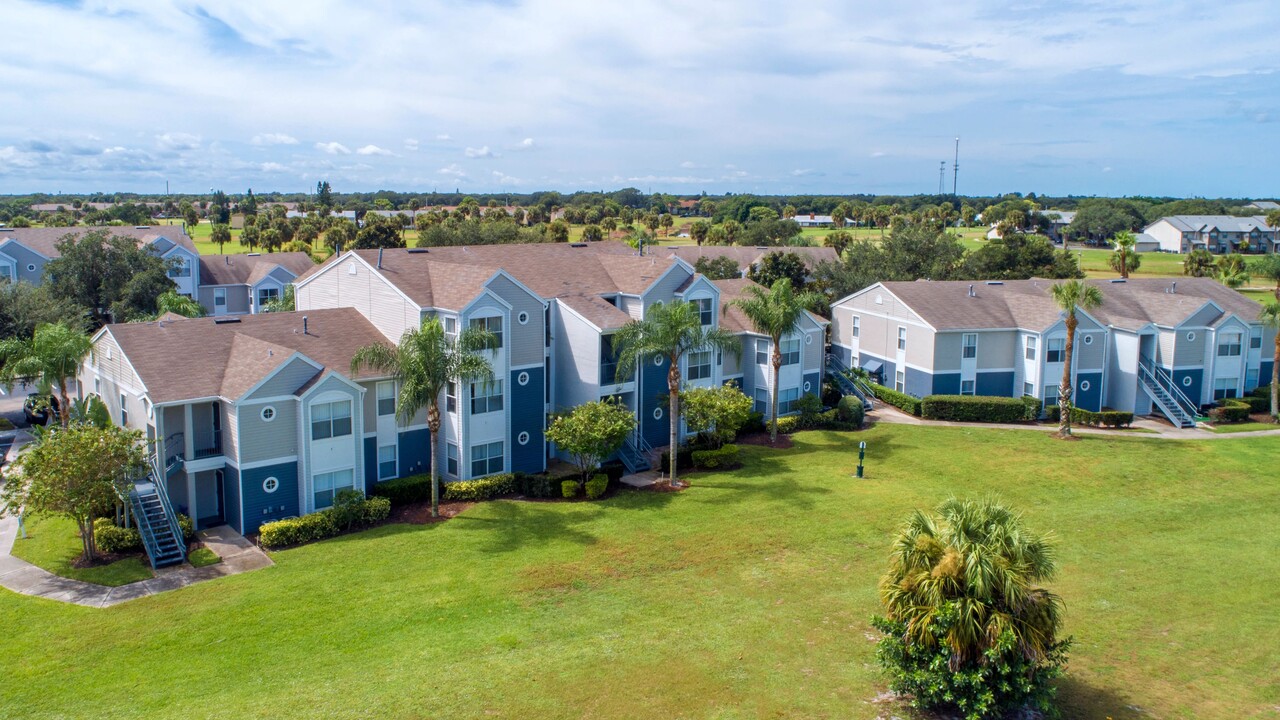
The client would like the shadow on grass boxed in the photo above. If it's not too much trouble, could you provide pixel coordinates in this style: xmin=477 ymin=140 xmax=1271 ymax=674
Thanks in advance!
xmin=1054 ymin=675 xmax=1145 ymax=720
xmin=451 ymin=489 xmax=677 ymax=554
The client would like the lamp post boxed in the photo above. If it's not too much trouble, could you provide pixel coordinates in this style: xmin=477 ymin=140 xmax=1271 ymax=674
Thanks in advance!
xmin=856 ymin=441 xmax=866 ymax=478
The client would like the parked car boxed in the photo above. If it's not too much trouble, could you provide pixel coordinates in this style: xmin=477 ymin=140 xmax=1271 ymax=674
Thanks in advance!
xmin=23 ymin=394 xmax=60 ymax=426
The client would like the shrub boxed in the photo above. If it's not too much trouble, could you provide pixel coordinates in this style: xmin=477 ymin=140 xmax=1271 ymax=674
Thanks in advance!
xmin=920 ymin=395 xmax=1029 ymax=423
xmin=1209 ymin=398 xmax=1251 ymax=423
xmin=659 ymin=445 xmax=696 ymax=472
xmin=692 ymin=444 xmax=740 ymax=470
xmin=360 ymin=496 xmax=391 ymax=524
xmin=258 ymin=495 xmax=388 ymax=548
xmin=584 ymin=474 xmax=609 ymax=500
xmin=1044 ymin=405 xmax=1134 ymax=428
xmin=1021 ymin=395 xmax=1042 ymax=421
xmin=599 ymin=461 xmax=626 ymax=485
xmin=741 ymin=411 xmax=766 ymax=434
xmin=178 ymin=513 xmax=195 ymax=541
xmin=370 ymin=474 xmax=431 ymax=506
xmin=443 ymin=474 xmax=516 ymax=502
xmin=514 ymin=472 xmax=560 ymax=499
xmin=93 ymin=518 xmax=142 ymax=553
xmin=836 ymin=395 xmax=865 ymax=427
xmin=1242 ymin=393 xmax=1270 ymax=413
xmin=561 ymin=479 xmax=579 ymax=499
xmin=870 ymin=383 xmax=921 ymax=416
xmin=329 ymin=488 xmax=367 ymax=530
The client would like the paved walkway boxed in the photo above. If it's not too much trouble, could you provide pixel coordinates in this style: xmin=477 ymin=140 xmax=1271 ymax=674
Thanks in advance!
xmin=867 ymin=404 xmax=1280 ymax=440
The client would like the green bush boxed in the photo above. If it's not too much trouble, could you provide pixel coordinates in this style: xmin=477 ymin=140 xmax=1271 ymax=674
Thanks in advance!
xmin=584 ymin=474 xmax=609 ymax=500
xmin=514 ymin=472 xmax=560 ymax=499
xmin=921 ymin=395 xmax=1029 ymax=423
xmin=870 ymin=383 xmax=921 ymax=416
xmin=360 ymin=496 xmax=391 ymax=524
xmin=93 ymin=518 xmax=142 ymax=554
xmin=329 ymin=489 xmax=368 ymax=530
xmin=370 ymin=474 xmax=432 ymax=506
xmin=561 ymin=479 xmax=579 ymax=499
xmin=258 ymin=495 xmax=389 ymax=549
xmin=659 ymin=446 xmax=695 ymax=472
xmin=1242 ymin=393 xmax=1270 ymax=413
xmin=1209 ymin=398 xmax=1251 ymax=423
xmin=443 ymin=474 xmax=516 ymax=502
xmin=599 ymin=461 xmax=626 ymax=484
xmin=741 ymin=411 xmax=766 ymax=434
xmin=1021 ymin=395 xmax=1042 ymax=421
xmin=1044 ymin=405 xmax=1134 ymax=428
xmin=836 ymin=395 xmax=865 ymax=427
xmin=692 ymin=444 xmax=740 ymax=470
xmin=178 ymin=514 xmax=195 ymax=541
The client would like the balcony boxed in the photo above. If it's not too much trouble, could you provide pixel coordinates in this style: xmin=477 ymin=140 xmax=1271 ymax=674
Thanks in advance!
xmin=193 ymin=431 xmax=223 ymax=459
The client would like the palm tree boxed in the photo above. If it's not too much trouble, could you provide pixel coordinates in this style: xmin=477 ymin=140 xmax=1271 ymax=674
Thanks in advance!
xmin=1261 ymin=303 xmax=1280 ymax=419
xmin=612 ymin=301 xmax=738 ymax=487
xmin=1252 ymin=253 xmax=1280 ymax=301
xmin=0 ymin=322 xmax=93 ymax=429
xmin=154 ymin=290 xmax=205 ymax=318
xmin=1215 ymin=254 xmax=1250 ymax=289
xmin=1049 ymin=280 xmax=1103 ymax=438
xmin=729 ymin=278 xmax=824 ymax=442
xmin=1109 ymin=230 xmax=1139 ymax=279
xmin=350 ymin=317 xmax=495 ymax=517
xmin=1183 ymin=248 xmax=1216 ymax=277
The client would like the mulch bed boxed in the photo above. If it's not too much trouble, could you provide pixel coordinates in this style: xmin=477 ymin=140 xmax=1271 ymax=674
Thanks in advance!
xmin=735 ymin=431 xmax=794 ymax=449
xmin=390 ymin=500 xmax=476 ymax=525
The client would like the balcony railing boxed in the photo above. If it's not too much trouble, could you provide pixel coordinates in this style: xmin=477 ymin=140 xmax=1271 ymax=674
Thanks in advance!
xmin=192 ymin=431 xmax=223 ymax=459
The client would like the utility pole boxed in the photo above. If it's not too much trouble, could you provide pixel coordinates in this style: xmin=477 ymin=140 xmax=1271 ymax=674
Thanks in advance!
xmin=938 ymin=162 xmax=946 ymax=195
xmin=952 ymin=137 xmax=960 ymax=196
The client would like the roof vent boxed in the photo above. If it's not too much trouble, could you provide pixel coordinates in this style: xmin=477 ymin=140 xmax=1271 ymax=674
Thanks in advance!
xmin=570 ymin=242 xmax=588 ymax=248
xmin=377 ymin=247 xmax=383 ymax=269
xmin=246 ymin=252 xmax=260 ymax=257
xmin=1110 ymin=278 xmax=1126 ymax=283
xmin=1170 ymin=281 xmax=1177 ymax=294
xmin=303 ymin=316 xmax=309 ymax=335
xmin=134 ymin=226 xmax=151 ymax=229
xmin=213 ymin=317 xmax=241 ymax=324
xmin=985 ymin=281 xmax=1003 ymax=285
xmin=967 ymin=284 xmax=976 ymax=298
xmin=406 ymin=248 xmax=429 ymax=254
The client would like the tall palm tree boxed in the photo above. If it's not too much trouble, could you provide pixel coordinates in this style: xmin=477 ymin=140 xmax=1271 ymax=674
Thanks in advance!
xmin=729 ymin=278 xmax=825 ymax=443
xmin=1261 ymin=302 xmax=1280 ymax=419
xmin=350 ymin=317 xmax=495 ymax=517
xmin=1049 ymin=280 xmax=1103 ymax=438
xmin=1109 ymin=230 xmax=1139 ymax=279
xmin=613 ymin=300 xmax=738 ymax=487
xmin=0 ymin=322 xmax=93 ymax=429
xmin=1253 ymin=253 xmax=1280 ymax=301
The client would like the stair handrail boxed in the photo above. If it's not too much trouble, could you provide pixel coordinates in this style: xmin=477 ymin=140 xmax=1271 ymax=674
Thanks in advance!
xmin=1136 ymin=359 xmax=1194 ymax=426
xmin=1139 ymin=355 xmax=1199 ymax=419
xmin=151 ymin=473 xmax=185 ymax=554
xmin=128 ymin=489 xmax=164 ymax=568
xmin=825 ymin=352 xmax=875 ymax=410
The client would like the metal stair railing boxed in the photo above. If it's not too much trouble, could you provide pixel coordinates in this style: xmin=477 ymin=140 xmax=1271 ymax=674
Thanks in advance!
xmin=1137 ymin=357 xmax=1196 ymax=427
xmin=825 ymin=353 xmax=875 ymax=410
xmin=1138 ymin=355 xmax=1199 ymax=425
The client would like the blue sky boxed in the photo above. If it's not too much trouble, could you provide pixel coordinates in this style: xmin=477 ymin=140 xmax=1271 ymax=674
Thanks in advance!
xmin=1 ymin=0 xmax=1278 ymax=197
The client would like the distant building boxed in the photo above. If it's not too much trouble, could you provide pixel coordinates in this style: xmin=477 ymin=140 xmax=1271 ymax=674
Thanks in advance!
xmin=1142 ymin=216 xmax=1277 ymax=254
xmin=198 ymin=252 xmax=317 ymax=316
xmin=0 ymin=225 xmax=200 ymax=296
xmin=1246 ymin=201 xmax=1279 ymax=211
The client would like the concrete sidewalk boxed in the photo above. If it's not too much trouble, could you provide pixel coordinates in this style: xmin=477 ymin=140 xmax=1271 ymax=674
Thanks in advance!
xmin=866 ymin=404 xmax=1280 ymax=440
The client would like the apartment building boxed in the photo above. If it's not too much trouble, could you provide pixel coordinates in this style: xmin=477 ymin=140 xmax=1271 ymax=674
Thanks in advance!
xmin=0 ymin=225 xmax=200 ymax=296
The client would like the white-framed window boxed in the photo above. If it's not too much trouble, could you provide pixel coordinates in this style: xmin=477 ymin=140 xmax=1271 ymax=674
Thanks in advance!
xmin=897 ymin=327 xmax=907 ymax=351
xmin=1025 ymin=336 xmax=1037 ymax=361
xmin=168 ymin=255 xmax=191 ymax=278
xmin=803 ymin=380 xmax=811 ymax=392
xmin=1079 ymin=379 xmax=1091 ymax=392
xmin=753 ymin=388 xmax=768 ymax=414
xmin=960 ymin=379 xmax=975 ymax=395
xmin=446 ymin=382 xmax=457 ymax=413
xmin=1044 ymin=384 xmax=1059 ymax=407
xmin=518 ymin=431 xmax=530 ymax=445
xmin=214 ymin=288 xmax=226 ymax=308
xmin=0 ymin=263 xmax=14 ymax=282
xmin=311 ymin=400 xmax=353 ymax=440
xmin=778 ymin=387 xmax=801 ymax=414
xmin=470 ymin=380 xmax=503 ymax=414
xmin=446 ymin=443 xmax=458 ymax=476
xmin=93 ymin=376 xmax=101 ymax=395
xmin=851 ymin=316 xmax=860 ymax=339
xmin=1023 ymin=382 xmax=1034 ymax=397
xmin=517 ymin=311 xmax=529 ymax=325
xmin=25 ymin=263 xmax=35 ymax=272
xmin=895 ymin=370 xmax=905 ymax=393
xmin=694 ymin=297 xmax=713 ymax=326
xmin=257 ymin=286 xmax=280 ymax=308
xmin=313 ymin=468 xmax=355 ymax=509
xmin=1182 ymin=375 xmax=1193 ymax=387
xmin=1046 ymin=337 xmax=1065 ymax=363
xmin=1082 ymin=333 xmax=1094 ymax=345
xmin=119 ymin=393 xmax=128 ymax=425
xmin=1249 ymin=328 xmax=1263 ymax=350
xmin=376 ymin=381 xmax=396 ymax=416
xmin=444 ymin=316 xmax=457 ymax=335
xmin=470 ymin=316 xmax=503 ymax=348
xmin=687 ymin=350 xmax=712 ymax=380
xmin=470 ymin=441 xmax=503 ymax=476
xmin=1213 ymin=377 xmax=1239 ymax=400
xmin=1246 ymin=368 xmax=1259 ymax=390
xmin=260 ymin=406 xmax=276 ymax=422
xmin=1217 ymin=333 xmax=1242 ymax=357
xmin=517 ymin=371 xmax=530 ymax=386
xmin=653 ymin=406 xmax=664 ymax=420
xmin=263 ymin=477 xmax=279 ymax=494
xmin=755 ymin=338 xmax=769 ymax=365
xmin=378 ymin=444 xmax=397 ymax=480
xmin=1186 ymin=331 xmax=1196 ymax=342
xmin=780 ymin=337 xmax=801 ymax=366
xmin=962 ymin=333 xmax=977 ymax=359
xmin=653 ymin=354 xmax=663 ymax=366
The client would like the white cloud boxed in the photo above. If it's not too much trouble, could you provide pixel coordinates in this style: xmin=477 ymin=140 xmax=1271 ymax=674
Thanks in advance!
xmin=436 ymin=134 xmax=452 ymax=141
xmin=438 ymin=163 xmax=467 ymax=178
xmin=155 ymin=132 xmax=200 ymax=151
xmin=512 ymin=137 xmax=535 ymax=150
xmin=404 ymin=138 xmax=419 ymax=151
xmin=356 ymin=144 xmax=393 ymax=156
xmin=791 ymin=168 xmax=812 ymax=176
xmin=315 ymin=142 xmax=351 ymax=155
xmin=260 ymin=162 xmax=287 ymax=172
xmin=251 ymin=133 xmax=299 ymax=146
xmin=493 ymin=170 xmax=522 ymax=185
xmin=465 ymin=145 xmax=497 ymax=158
xmin=679 ymin=160 xmax=699 ymax=169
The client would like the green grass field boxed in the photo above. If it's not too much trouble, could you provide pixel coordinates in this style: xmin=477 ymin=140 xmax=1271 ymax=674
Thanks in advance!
xmin=9 ymin=515 xmax=152 ymax=587
xmin=2 ymin=424 xmax=1277 ymax=719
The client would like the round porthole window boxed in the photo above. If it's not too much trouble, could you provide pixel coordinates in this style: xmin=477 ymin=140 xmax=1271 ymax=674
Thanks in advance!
xmin=261 ymin=406 xmax=276 ymax=422
xmin=1182 ymin=376 xmax=1192 ymax=387
xmin=1083 ymin=334 xmax=1094 ymax=345
xmin=518 ymin=311 xmax=529 ymax=325
xmin=263 ymin=477 xmax=279 ymax=494
xmin=1079 ymin=380 xmax=1091 ymax=392
xmin=27 ymin=264 xmax=37 ymax=272
xmin=518 ymin=431 xmax=530 ymax=445
xmin=517 ymin=371 xmax=530 ymax=386
xmin=805 ymin=334 xmax=813 ymax=345
xmin=653 ymin=355 xmax=663 ymax=366
xmin=803 ymin=381 xmax=811 ymax=392
xmin=1186 ymin=331 xmax=1196 ymax=342
xmin=653 ymin=407 xmax=663 ymax=420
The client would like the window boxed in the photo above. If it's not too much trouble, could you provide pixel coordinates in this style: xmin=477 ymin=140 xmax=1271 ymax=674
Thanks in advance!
xmin=313 ymin=468 xmax=354 ymax=509
xmin=214 ymin=288 xmax=226 ymax=308
xmin=444 ymin=316 xmax=457 ymax=335
xmin=895 ymin=370 xmax=905 ymax=393
xmin=1023 ymin=382 xmax=1034 ymax=397
xmin=0 ymin=264 xmax=13 ymax=282
xmin=962 ymin=333 xmax=977 ymax=359
xmin=470 ymin=316 xmax=503 ymax=348
xmin=517 ymin=311 xmax=529 ymax=325
xmin=260 ymin=406 xmax=276 ymax=422
xmin=119 ymin=393 xmax=128 ymax=425
xmin=1082 ymin=334 xmax=1094 ymax=345
xmin=1250 ymin=328 xmax=1263 ymax=350
xmin=168 ymin=256 xmax=190 ymax=278
xmin=470 ymin=441 xmax=503 ymax=477
xmin=1217 ymin=333 xmax=1242 ymax=357
xmin=694 ymin=297 xmax=713 ymax=326
xmin=446 ymin=382 xmax=457 ymax=413
xmin=94 ymin=376 xmax=101 ymax=395
xmin=600 ymin=335 xmax=619 ymax=384
xmin=518 ymin=431 xmax=530 ymax=445
xmin=446 ymin=443 xmax=458 ymax=476
xmin=777 ymin=387 xmax=801 ymax=414
xmin=897 ymin=327 xmax=907 ymax=351
xmin=1186 ymin=331 xmax=1196 ymax=342
xmin=960 ymin=379 xmax=976 ymax=395
xmin=687 ymin=350 xmax=712 ymax=380
xmin=781 ymin=337 xmax=801 ymax=366
xmin=311 ymin=400 xmax=352 ymax=440
xmin=263 ymin=477 xmax=279 ymax=494
xmin=257 ymin=286 xmax=280 ymax=308
xmin=851 ymin=316 xmax=860 ymax=339
xmin=1025 ymin=336 xmax=1037 ymax=361
xmin=377 ymin=381 xmax=396 ymax=416
xmin=1044 ymin=384 xmax=1059 ymax=407
xmin=755 ymin=338 xmax=769 ymax=365
xmin=1046 ymin=337 xmax=1065 ymax=363
xmin=753 ymin=388 xmax=768 ymax=414
xmin=518 ymin=371 xmax=529 ymax=386
xmin=1213 ymin=377 xmax=1239 ymax=400
xmin=470 ymin=380 xmax=503 ymax=414
xmin=1079 ymin=379 xmax=1091 ymax=392
xmin=653 ymin=407 xmax=663 ymax=420
xmin=378 ymin=444 xmax=397 ymax=480
xmin=1246 ymin=368 xmax=1259 ymax=390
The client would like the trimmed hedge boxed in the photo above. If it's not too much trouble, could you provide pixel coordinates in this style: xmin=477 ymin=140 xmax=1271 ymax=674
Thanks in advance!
xmin=514 ymin=471 xmax=560 ymax=498
xmin=258 ymin=495 xmax=389 ymax=549
xmin=1209 ymin=398 xmax=1251 ymax=423
xmin=561 ymin=479 xmax=579 ymax=498
xmin=1045 ymin=405 xmax=1135 ymax=428
xmin=443 ymin=474 xmax=516 ymax=502
xmin=871 ymin=383 xmax=922 ymax=416
xmin=692 ymin=444 xmax=741 ymax=469
xmin=1242 ymin=393 xmax=1270 ymax=414
xmin=370 ymin=475 xmax=432 ymax=505
xmin=921 ymin=395 xmax=1029 ymax=423
xmin=659 ymin=445 xmax=696 ymax=472
xmin=585 ymin=474 xmax=609 ymax=500
xmin=94 ymin=518 xmax=141 ymax=553
xmin=837 ymin=395 xmax=865 ymax=428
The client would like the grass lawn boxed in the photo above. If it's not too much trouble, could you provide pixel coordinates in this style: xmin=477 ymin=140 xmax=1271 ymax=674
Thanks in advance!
xmin=9 ymin=515 xmax=152 ymax=587
xmin=2 ymin=425 xmax=1278 ymax=719
xmin=187 ymin=547 xmax=221 ymax=568
xmin=1209 ymin=420 xmax=1278 ymax=433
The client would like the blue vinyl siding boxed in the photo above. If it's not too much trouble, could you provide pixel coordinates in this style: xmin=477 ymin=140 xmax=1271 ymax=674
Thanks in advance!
xmin=975 ymin=371 xmax=1014 ymax=397
xmin=399 ymin=428 xmax=431 ymax=477
xmin=859 ymin=353 xmax=893 ymax=386
xmin=1256 ymin=361 xmax=1274 ymax=392
xmin=239 ymin=462 xmax=299 ymax=535
xmin=642 ymin=355 xmax=670 ymax=447
xmin=803 ymin=371 xmax=821 ymax=399
xmin=932 ymin=373 xmax=961 ymax=395
xmin=1075 ymin=371 xmax=1103 ymax=412
xmin=363 ymin=436 xmax=378 ymax=492
xmin=833 ymin=343 xmax=852 ymax=367
xmin=510 ymin=368 xmax=545 ymax=473
xmin=904 ymin=367 xmax=932 ymax=398
xmin=223 ymin=466 xmax=241 ymax=532
xmin=1174 ymin=368 xmax=1205 ymax=408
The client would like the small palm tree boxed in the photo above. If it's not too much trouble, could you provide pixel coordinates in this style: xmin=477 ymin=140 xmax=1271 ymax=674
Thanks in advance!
xmin=1049 ymin=280 xmax=1103 ymax=438
xmin=1261 ymin=302 xmax=1280 ymax=420
xmin=729 ymin=278 xmax=824 ymax=442
xmin=350 ymin=317 xmax=495 ymax=517
xmin=613 ymin=301 xmax=738 ymax=487
xmin=1215 ymin=254 xmax=1250 ymax=289
xmin=1109 ymin=230 xmax=1139 ymax=279
xmin=1252 ymin=253 xmax=1280 ymax=301
xmin=0 ymin=322 xmax=93 ymax=429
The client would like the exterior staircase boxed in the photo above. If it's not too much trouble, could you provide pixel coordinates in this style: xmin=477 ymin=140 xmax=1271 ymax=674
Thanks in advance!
xmin=121 ymin=445 xmax=187 ymax=569
xmin=1137 ymin=355 xmax=1199 ymax=428
xmin=825 ymin=353 xmax=875 ymax=410
xmin=617 ymin=433 xmax=652 ymax=474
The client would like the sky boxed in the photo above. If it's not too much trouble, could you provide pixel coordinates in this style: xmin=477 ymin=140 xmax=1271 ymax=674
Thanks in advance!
xmin=1 ymin=0 xmax=1278 ymax=198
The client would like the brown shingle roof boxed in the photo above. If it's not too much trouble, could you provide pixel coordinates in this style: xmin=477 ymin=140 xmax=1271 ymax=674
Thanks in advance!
xmin=711 ymin=278 xmax=827 ymax=334
xmin=199 ymin=252 xmax=316 ymax=286
xmin=104 ymin=308 xmax=390 ymax=404
xmin=0 ymin=225 xmax=195 ymax=258
xmin=559 ymin=294 xmax=633 ymax=330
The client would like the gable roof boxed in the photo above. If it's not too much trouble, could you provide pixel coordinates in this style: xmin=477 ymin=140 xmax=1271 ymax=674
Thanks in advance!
xmin=199 ymin=252 xmax=316 ymax=286
xmin=1150 ymin=215 xmax=1275 ymax=234
xmin=0 ymin=225 xmax=196 ymax=259
xmin=103 ymin=308 xmax=390 ymax=404
xmin=711 ymin=277 xmax=827 ymax=335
